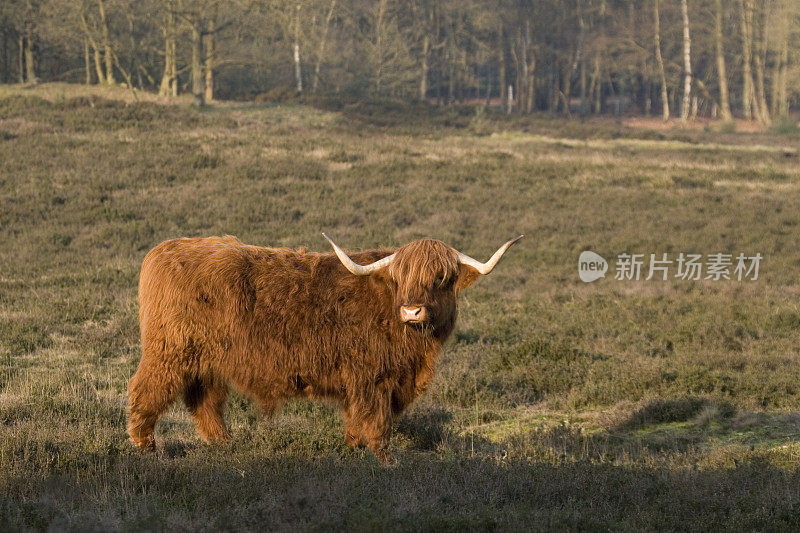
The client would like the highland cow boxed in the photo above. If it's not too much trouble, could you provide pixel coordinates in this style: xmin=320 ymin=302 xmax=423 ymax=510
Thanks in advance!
xmin=127 ymin=233 xmax=522 ymax=464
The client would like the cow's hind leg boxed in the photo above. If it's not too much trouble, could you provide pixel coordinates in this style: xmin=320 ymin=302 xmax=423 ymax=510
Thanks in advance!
xmin=183 ymin=377 xmax=231 ymax=444
xmin=127 ymin=361 xmax=184 ymax=451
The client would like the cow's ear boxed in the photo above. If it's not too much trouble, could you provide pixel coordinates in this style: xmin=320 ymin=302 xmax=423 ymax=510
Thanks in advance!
xmin=455 ymin=264 xmax=480 ymax=291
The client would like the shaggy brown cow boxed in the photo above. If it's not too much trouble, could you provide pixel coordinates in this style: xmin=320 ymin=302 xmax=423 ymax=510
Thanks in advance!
xmin=128 ymin=233 xmax=522 ymax=464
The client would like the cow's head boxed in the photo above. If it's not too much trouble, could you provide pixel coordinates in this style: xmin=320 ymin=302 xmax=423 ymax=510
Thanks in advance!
xmin=323 ymin=233 xmax=523 ymax=332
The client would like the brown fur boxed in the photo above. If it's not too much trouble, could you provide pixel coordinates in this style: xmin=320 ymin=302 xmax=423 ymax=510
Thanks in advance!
xmin=127 ymin=235 xmax=483 ymax=464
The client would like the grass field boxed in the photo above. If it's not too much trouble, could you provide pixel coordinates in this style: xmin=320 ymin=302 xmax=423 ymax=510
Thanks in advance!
xmin=2 ymin=83 xmax=800 ymax=530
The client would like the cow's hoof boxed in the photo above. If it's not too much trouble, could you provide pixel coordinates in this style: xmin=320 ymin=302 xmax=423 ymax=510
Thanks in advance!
xmin=130 ymin=435 xmax=156 ymax=453
xmin=201 ymin=432 xmax=232 ymax=445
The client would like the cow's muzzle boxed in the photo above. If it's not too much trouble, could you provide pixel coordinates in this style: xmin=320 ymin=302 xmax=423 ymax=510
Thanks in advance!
xmin=400 ymin=305 xmax=427 ymax=324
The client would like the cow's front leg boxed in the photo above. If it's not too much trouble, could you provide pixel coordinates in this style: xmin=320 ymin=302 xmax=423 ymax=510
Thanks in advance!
xmin=343 ymin=404 xmax=368 ymax=449
xmin=359 ymin=381 xmax=396 ymax=466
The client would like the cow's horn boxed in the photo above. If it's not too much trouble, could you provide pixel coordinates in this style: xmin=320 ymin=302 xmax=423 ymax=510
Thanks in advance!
xmin=322 ymin=233 xmax=396 ymax=275
xmin=457 ymin=235 xmax=524 ymax=275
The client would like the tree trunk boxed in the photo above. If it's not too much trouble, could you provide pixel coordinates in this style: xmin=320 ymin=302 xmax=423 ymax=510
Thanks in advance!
xmin=589 ymin=55 xmax=601 ymax=114
xmin=739 ymin=0 xmax=754 ymax=121
xmin=579 ymin=58 xmax=587 ymax=116
xmin=159 ymin=38 xmax=173 ymax=95
xmin=4 ymin=31 xmax=10 ymax=83
xmin=485 ymin=61 xmax=492 ymax=106
xmin=168 ymin=9 xmax=177 ymax=96
xmin=460 ymin=49 xmax=468 ymax=104
xmin=17 ymin=35 xmax=24 ymax=83
xmin=550 ymin=69 xmax=559 ymax=112
xmin=170 ymin=40 xmax=177 ymax=97
xmin=313 ymin=0 xmax=337 ymax=94
xmin=374 ymin=0 xmax=388 ymax=94
xmin=680 ymin=0 xmax=691 ymax=123
xmin=1 ymin=29 xmax=7 ymax=83
xmin=578 ymin=1 xmax=587 ymax=115
xmin=768 ymin=1 xmax=789 ymax=119
xmin=653 ymin=0 xmax=669 ymax=121
xmin=561 ymin=61 xmax=571 ymax=117
xmin=79 ymin=10 xmax=105 ymax=85
xmin=714 ymin=0 xmax=732 ymax=121
xmin=98 ymin=0 xmax=114 ymax=85
xmin=516 ymin=26 xmax=526 ymax=115
xmin=84 ymin=39 xmax=92 ymax=84
xmin=499 ymin=25 xmax=507 ymax=113
xmin=435 ymin=58 xmax=442 ymax=105
xmin=447 ymin=40 xmax=454 ymax=105
xmin=525 ymin=19 xmax=535 ymax=114
xmin=753 ymin=4 xmax=770 ymax=124
xmin=419 ymin=33 xmax=429 ymax=101
xmin=526 ymin=56 xmax=535 ymax=114
xmin=111 ymin=50 xmax=134 ymax=89
xmin=293 ymin=3 xmax=302 ymax=93
xmin=753 ymin=52 xmax=768 ymax=123
xmin=93 ymin=45 xmax=105 ymax=84
xmin=204 ymin=18 xmax=215 ymax=103
xmin=770 ymin=37 xmax=780 ymax=117
xmin=777 ymin=32 xmax=788 ymax=116
xmin=191 ymin=21 xmax=205 ymax=107
xmin=23 ymin=32 xmax=36 ymax=84
xmin=159 ymin=6 xmax=174 ymax=96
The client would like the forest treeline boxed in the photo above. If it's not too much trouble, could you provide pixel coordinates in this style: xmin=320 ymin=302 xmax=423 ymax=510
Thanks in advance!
xmin=0 ymin=0 xmax=798 ymax=120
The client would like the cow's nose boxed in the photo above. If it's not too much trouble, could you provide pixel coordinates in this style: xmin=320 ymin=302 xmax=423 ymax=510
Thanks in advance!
xmin=400 ymin=306 xmax=427 ymax=323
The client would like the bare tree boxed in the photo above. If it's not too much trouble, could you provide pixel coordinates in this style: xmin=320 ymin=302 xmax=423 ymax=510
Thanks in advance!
xmin=680 ymin=0 xmax=691 ymax=123
xmin=205 ymin=15 xmax=215 ymax=101
xmin=292 ymin=3 xmax=302 ymax=92
xmin=158 ymin=2 xmax=177 ymax=97
xmin=98 ymin=0 xmax=114 ymax=84
xmin=770 ymin=0 xmax=791 ymax=117
xmin=1 ymin=0 xmax=799 ymax=118
xmin=77 ymin=1 xmax=106 ymax=84
xmin=190 ymin=17 xmax=204 ymax=105
xmin=3 ymin=0 xmax=42 ymax=84
xmin=311 ymin=0 xmax=336 ymax=94
xmin=739 ymin=0 xmax=757 ymax=121
xmin=714 ymin=0 xmax=732 ymax=121
xmin=653 ymin=0 xmax=668 ymax=121
xmin=174 ymin=0 xmax=231 ymax=106
xmin=374 ymin=0 xmax=388 ymax=94
xmin=753 ymin=1 xmax=770 ymax=124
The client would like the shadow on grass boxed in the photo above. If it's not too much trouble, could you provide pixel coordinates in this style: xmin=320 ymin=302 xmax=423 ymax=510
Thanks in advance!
xmin=2 ymin=399 xmax=800 ymax=530
xmin=606 ymin=397 xmax=800 ymax=455
xmin=395 ymin=407 xmax=455 ymax=451
xmin=1 ymin=446 xmax=800 ymax=531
